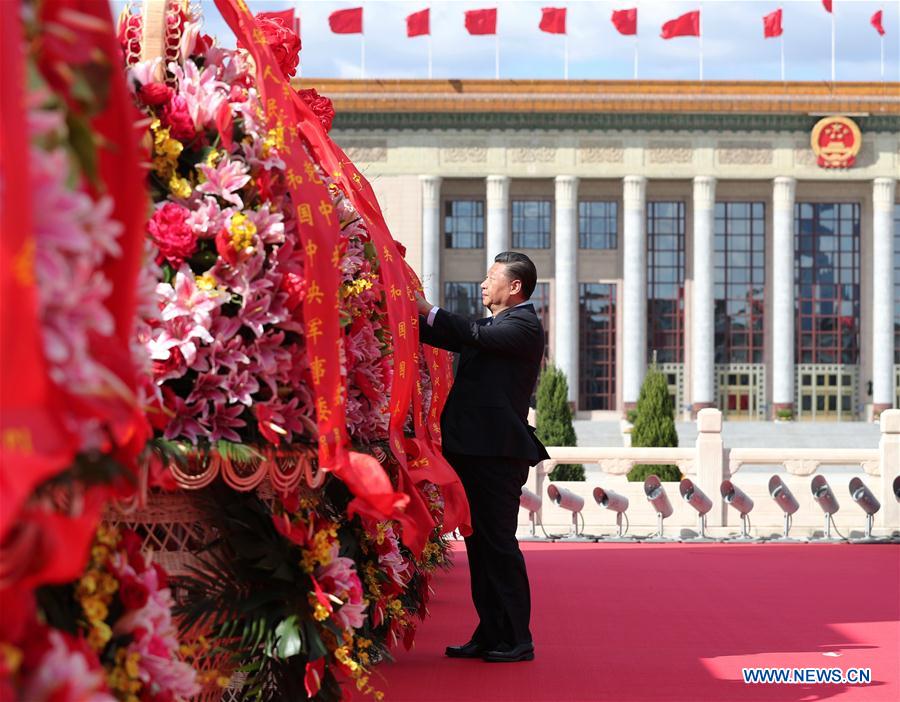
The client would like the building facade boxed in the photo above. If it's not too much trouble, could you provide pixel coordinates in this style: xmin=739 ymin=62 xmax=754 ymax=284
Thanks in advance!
xmin=314 ymin=79 xmax=900 ymax=420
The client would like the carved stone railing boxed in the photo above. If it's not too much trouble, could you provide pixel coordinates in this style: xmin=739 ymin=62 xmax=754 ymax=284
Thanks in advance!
xmin=530 ymin=408 xmax=900 ymax=536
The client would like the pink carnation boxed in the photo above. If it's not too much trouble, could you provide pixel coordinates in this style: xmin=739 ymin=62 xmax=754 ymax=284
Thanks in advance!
xmin=148 ymin=203 xmax=196 ymax=267
xmin=316 ymin=545 xmax=367 ymax=631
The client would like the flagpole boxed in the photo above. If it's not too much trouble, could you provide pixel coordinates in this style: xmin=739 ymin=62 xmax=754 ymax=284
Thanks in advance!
xmin=495 ymin=33 xmax=499 ymax=79
xmin=780 ymin=33 xmax=785 ymax=82
xmin=830 ymin=4 xmax=835 ymax=82
xmin=634 ymin=34 xmax=639 ymax=79
xmin=361 ymin=34 xmax=366 ymax=79
xmin=699 ymin=3 xmax=703 ymax=81
xmin=428 ymin=34 xmax=433 ymax=79
xmin=880 ymin=35 xmax=884 ymax=82
xmin=564 ymin=34 xmax=569 ymax=80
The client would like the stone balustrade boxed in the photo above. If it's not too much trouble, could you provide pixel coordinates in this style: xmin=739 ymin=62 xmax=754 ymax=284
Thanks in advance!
xmin=524 ymin=408 xmax=900 ymax=539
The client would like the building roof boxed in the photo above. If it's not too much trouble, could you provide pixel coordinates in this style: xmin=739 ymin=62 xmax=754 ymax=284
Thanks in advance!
xmin=302 ymin=79 xmax=900 ymax=132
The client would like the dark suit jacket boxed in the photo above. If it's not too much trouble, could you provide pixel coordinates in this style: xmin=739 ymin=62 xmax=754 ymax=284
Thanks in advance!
xmin=419 ymin=303 xmax=551 ymax=464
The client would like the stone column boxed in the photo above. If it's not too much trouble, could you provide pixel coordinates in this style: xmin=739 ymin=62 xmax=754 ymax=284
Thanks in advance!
xmin=695 ymin=408 xmax=724 ymax=527
xmin=485 ymin=175 xmax=511 ymax=268
xmin=872 ymin=177 xmax=897 ymax=416
xmin=622 ymin=176 xmax=648 ymax=411
xmin=554 ymin=176 xmax=580 ymax=405
xmin=772 ymin=177 xmax=796 ymax=416
xmin=692 ymin=176 xmax=717 ymax=413
xmin=420 ymin=175 xmax=442 ymax=304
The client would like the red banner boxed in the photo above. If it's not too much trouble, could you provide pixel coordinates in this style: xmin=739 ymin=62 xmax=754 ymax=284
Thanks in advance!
xmin=611 ymin=8 xmax=638 ymax=36
xmin=329 ymin=7 xmax=363 ymax=34
xmin=0 ymin=0 xmax=78 ymax=542
xmin=214 ymin=0 xmax=408 ymax=523
xmin=465 ymin=8 xmax=497 ymax=35
xmin=763 ymin=9 xmax=783 ymax=38
xmin=539 ymin=7 xmax=566 ymax=35
xmin=661 ymin=10 xmax=700 ymax=39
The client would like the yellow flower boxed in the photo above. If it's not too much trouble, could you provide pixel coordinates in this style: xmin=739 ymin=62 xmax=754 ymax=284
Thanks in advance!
xmin=228 ymin=212 xmax=256 ymax=252
xmin=205 ymin=149 xmax=221 ymax=167
xmin=216 ymin=675 xmax=232 ymax=688
xmin=195 ymin=272 xmax=217 ymax=291
xmin=169 ymin=175 xmax=192 ymax=199
xmin=313 ymin=602 xmax=330 ymax=621
xmin=87 ymin=621 xmax=112 ymax=651
xmin=125 ymin=651 xmax=141 ymax=678
xmin=374 ymin=691 xmax=385 ymax=701
xmin=81 ymin=596 xmax=109 ymax=624
xmin=90 ymin=544 xmax=110 ymax=564
xmin=78 ymin=571 xmax=99 ymax=596
xmin=96 ymin=524 xmax=118 ymax=547
xmin=100 ymin=573 xmax=119 ymax=596
xmin=262 ymin=127 xmax=284 ymax=157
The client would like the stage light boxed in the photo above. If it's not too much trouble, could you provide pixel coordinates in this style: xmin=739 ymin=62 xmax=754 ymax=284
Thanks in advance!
xmin=810 ymin=475 xmax=843 ymax=542
xmin=519 ymin=487 xmax=543 ymax=539
xmin=849 ymin=477 xmax=881 ymax=541
xmin=720 ymin=480 xmax=754 ymax=541
xmin=643 ymin=475 xmax=675 ymax=541
xmin=592 ymin=487 xmax=631 ymax=540
xmin=547 ymin=484 xmax=590 ymax=539
xmin=679 ymin=479 xmax=715 ymax=541
xmin=767 ymin=475 xmax=803 ymax=542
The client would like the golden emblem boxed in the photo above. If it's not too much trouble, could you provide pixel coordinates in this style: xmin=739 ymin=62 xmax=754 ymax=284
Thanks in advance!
xmin=810 ymin=116 xmax=861 ymax=169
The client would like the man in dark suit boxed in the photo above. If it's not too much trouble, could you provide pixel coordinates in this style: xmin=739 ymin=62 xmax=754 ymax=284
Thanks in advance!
xmin=416 ymin=251 xmax=549 ymax=663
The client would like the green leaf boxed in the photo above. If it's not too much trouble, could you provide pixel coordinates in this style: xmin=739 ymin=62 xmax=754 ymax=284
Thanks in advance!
xmin=65 ymin=113 xmax=98 ymax=186
xmin=269 ymin=615 xmax=303 ymax=659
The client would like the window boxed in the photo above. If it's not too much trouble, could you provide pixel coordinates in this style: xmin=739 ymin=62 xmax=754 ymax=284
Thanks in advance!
xmin=444 ymin=200 xmax=484 ymax=249
xmin=714 ymin=202 xmax=765 ymax=363
xmin=579 ymin=284 xmax=617 ymax=410
xmin=512 ymin=200 xmax=551 ymax=249
xmin=647 ymin=202 xmax=685 ymax=364
xmin=579 ymin=201 xmax=618 ymax=249
xmin=443 ymin=282 xmax=483 ymax=320
xmin=794 ymin=202 xmax=860 ymax=364
xmin=530 ymin=282 xmax=551 ymax=366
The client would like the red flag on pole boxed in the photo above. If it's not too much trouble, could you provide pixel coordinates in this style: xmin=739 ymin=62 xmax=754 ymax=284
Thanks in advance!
xmin=539 ymin=7 xmax=566 ymax=34
xmin=465 ymin=8 xmax=497 ymax=35
xmin=763 ymin=8 xmax=783 ymax=38
xmin=407 ymin=8 xmax=430 ymax=37
xmin=661 ymin=10 xmax=700 ymax=39
xmin=871 ymin=9 xmax=885 ymax=35
xmin=611 ymin=8 xmax=637 ymax=35
xmin=822 ymin=0 xmax=832 ymax=13
xmin=329 ymin=7 xmax=363 ymax=34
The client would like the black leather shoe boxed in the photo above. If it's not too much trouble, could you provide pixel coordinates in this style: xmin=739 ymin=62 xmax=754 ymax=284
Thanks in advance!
xmin=482 ymin=641 xmax=535 ymax=662
xmin=445 ymin=640 xmax=485 ymax=658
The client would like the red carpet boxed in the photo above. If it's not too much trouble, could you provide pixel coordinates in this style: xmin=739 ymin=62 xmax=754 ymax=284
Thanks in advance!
xmin=380 ymin=542 xmax=900 ymax=702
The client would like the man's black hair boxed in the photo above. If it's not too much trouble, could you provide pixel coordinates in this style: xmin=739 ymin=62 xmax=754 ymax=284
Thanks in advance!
xmin=494 ymin=251 xmax=537 ymax=300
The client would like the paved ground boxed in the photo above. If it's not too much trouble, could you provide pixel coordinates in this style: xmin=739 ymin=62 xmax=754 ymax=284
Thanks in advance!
xmin=573 ymin=420 xmax=882 ymax=450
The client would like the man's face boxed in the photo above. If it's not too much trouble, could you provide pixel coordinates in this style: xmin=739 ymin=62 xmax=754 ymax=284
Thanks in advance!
xmin=481 ymin=262 xmax=519 ymax=310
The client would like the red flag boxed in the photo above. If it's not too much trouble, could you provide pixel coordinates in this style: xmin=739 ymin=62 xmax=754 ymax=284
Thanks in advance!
xmin=871 ymin=10 xmax=885 ymax=36
xmin=661 ymin=10 xmax=700 ymax=39
xmin=465 ymin=8 xmax=497 ymax=35
xmin=611 ymin=8 xmax=637 ymax=36
xmin=539 ymin=7 xmax=566 ymax=34
xmin=822 ymin=0 xmax=832 ymax=12
xmin=763 ymin=8 xmax=783 ymax=38
xmin=407 ymin=8 xmax=430 ymax=37
xmin=329 ymin=7 xmax=363 ymax=34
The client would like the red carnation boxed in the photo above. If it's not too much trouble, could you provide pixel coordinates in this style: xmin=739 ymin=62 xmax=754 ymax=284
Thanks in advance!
xmin=139 ymin=82 xmax=173 ymax=106
xmin=297 ymin=89 xmax=335 ymax=133
xmin=281 ymin=271 xmax=307 ymax=310
xmin=120 ymin=529 xmax=143 ymax=558
xmin=149 ymin=202 xmax=197 ymax=267
xmin=161 ymin=94 xmax=195 ymax=141
xmin=238 ymin=16 xmax=301 ymax=78
xmin=119 ymin=576 xmax=150 ymax=611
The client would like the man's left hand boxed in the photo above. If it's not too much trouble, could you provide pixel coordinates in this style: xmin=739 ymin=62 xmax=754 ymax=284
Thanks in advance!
xmin=415 ymin=291 xmax=433 ymax=316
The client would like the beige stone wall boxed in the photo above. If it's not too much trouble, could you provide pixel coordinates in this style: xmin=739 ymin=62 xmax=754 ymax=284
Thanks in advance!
xmin=331 ymin=126 xmax=900 ymax=417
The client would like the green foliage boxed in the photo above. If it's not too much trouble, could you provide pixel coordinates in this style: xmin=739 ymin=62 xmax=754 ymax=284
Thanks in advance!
xmin=535 ymin=364 xmax=584 ymax=481
xmin=776 ymin=408 xmax=794 ymax=421
xmin=628 ymin=366 xmax=681 ymax=482
xmin=175 ymin=485 xmax=343 ymax=702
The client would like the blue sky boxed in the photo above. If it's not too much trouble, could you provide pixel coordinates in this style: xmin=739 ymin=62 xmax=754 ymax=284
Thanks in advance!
xmin=113 ymin=0 xmax=899 ymax=81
